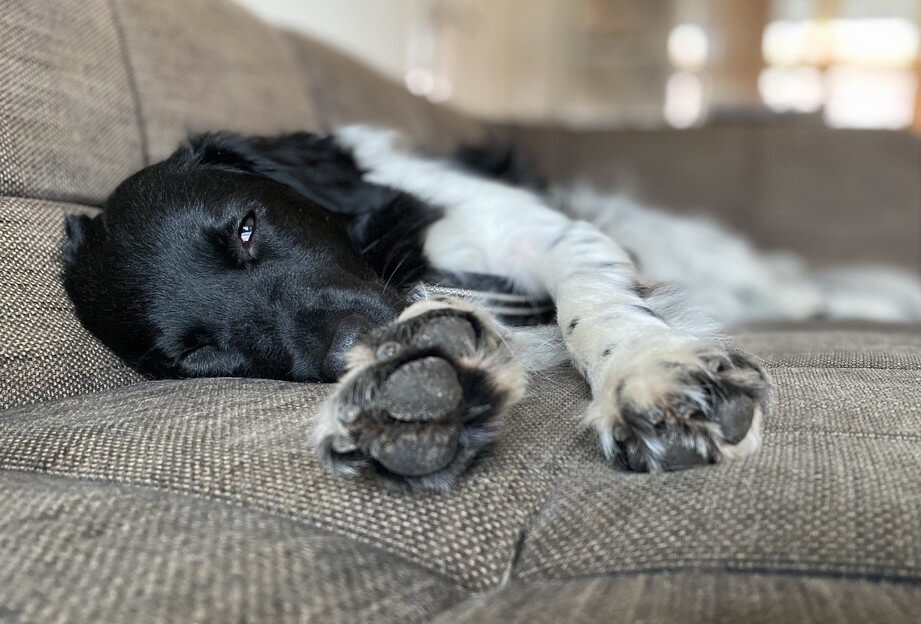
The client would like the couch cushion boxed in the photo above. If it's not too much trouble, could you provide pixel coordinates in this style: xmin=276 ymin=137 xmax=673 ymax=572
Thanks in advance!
xmin=0 ymin=0 xmax=144 ymax=204
xmin=507 ymin=126 xmax=921 ymax=271
xmin=2 ymin=331 xmax=921 ymax=605
xmin=433 ymin=574 xmax=920 ymax=624
xmin=113 ymin=0 xmax=318 ymax=163
xmin=0 ymin=196 xmax=143 ymax=410
xmin=731 ymin=321 xmax=921 ymax=369
xmin=511 ymin=363 xmax=921 ymax=584
xmin=0 ymin=471 xmax=464 ymax=623
xmin=0 ymin=373 xmax=588 ymax=592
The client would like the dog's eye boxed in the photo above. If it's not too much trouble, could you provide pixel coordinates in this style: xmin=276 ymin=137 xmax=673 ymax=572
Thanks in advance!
xmin=238 ymin=213 xmax=256 ymax=246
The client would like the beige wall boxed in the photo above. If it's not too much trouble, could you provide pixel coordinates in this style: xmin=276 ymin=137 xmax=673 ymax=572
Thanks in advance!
xmin=230 ymin=0 xmax=422 ymax=80
xmin=231 ymin=0 xmax=678 ymax=126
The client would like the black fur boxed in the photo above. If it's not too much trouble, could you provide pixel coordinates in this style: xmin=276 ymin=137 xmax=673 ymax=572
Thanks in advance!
xmin=452 ymin=141 xmax=546 ymax=190
xmin=63 ymin=132 xmax=440 ymax=382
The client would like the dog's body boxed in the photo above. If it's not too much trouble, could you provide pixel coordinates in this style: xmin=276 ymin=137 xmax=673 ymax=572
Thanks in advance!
xmin=64 ymin=125 xmax=921 ymax=489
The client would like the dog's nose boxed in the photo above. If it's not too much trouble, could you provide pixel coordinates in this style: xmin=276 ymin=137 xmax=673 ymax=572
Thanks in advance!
xmin=320 ymin=314 xmax=374 ymax=381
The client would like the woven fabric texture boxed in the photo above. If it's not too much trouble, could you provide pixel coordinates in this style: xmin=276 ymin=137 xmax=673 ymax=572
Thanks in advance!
xmin=513 ymin=370 xmax=921 ymax=583
xmin=0 ymin=471 xmax=465 ymax=624
xmin=112 ymin=0 xmax=318 ymax=163
xmin=732 ymin=322 xmax=921 ymax=369
xmin=431 ymin=574 xmax=921 ymax=624
xmin=3 ymin=347 xmax=921 ymax=589
xmin=0 ymin=372 xmax=587 ymax=592
xmin=0 ymin=197 xmax=144 ymax=410
xmin=0 ymin=0 xmax=144 ymax=204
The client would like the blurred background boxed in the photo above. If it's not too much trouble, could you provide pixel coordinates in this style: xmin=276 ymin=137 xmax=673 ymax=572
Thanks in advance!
xmin=232 ymin=0 xmax=921 ymax=130
xmin=226 ymin=0 xmax=921 ymax=273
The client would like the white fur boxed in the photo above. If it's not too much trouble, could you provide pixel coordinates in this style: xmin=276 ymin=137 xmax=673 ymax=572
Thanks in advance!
xmin=557 ymin=185 xmax=921 ymax=325
xmin=336 ymin=126 xmax=710 ymax=382
xmin=331 ymin=124 xmax=921 ymax=465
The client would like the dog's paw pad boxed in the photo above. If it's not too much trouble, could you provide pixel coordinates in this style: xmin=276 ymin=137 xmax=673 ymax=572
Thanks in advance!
xmin=317 ymin=306 xmax=525 ymax=490
xmin=371 ymin=423 xmax=462 ymax=476
xmin=379 ymin=357 xmax=463 ymax=421
xmin=620 ymin=421 xmax=714 ymax=472
xmin=654 ymin=443 xmax=711 ymax=472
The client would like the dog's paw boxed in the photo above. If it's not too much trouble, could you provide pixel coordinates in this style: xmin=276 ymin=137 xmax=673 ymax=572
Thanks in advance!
xmin=314 ymin=300 xmax=525 ymax=490
xmin=588 ymin=341 xmax=771 ymax=472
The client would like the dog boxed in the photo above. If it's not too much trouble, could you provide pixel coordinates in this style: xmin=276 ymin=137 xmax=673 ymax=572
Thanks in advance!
xmin=63 ymin=125 xmax=921 ymax=490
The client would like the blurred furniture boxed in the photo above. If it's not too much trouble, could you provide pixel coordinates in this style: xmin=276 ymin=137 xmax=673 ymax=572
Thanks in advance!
xmin=1 ymin=1 xmax=920 ymax=622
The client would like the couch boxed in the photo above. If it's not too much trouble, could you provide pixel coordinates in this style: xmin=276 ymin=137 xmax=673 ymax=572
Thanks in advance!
xmin=2 ymin=1 xmax=920 ymax=622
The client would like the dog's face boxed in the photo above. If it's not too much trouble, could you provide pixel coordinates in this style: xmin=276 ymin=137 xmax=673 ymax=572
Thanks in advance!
xmin=63 ymin=134 xmax=403 ymax=382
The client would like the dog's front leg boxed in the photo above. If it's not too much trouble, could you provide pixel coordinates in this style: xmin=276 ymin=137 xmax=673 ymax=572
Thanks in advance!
xmin=314 ymin=297 xmax=525 ymax=490
xmin=535 ymin=220 xmax=771 ymax=471
xmin=332 ymin=125 xmax=770 ymax=475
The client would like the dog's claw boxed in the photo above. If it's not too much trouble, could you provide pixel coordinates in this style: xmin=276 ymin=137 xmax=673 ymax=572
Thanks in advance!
xmin=711 ymin=393 xmax=756 ymax=445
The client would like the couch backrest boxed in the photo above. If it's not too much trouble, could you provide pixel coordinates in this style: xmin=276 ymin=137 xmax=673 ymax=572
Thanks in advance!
xmin=0 ymin=0 xmax=145 ymax=205
xmin=1 ymin=0 xmax=488 ymax=207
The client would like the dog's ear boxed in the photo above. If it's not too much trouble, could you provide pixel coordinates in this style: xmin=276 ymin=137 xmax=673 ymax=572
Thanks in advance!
xmin=62 ymin=214 xmax=98 ymax=267
xmin=180 ymin=132 xmax=395 ymax=215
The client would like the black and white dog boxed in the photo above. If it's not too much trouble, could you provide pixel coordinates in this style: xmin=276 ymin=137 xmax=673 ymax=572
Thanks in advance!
xmin=63 ymin=126 xmax=921 ymax=489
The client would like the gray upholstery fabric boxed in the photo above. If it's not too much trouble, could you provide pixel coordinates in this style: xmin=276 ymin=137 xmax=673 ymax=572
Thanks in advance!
xmin=0 ymin=197 xmax=144 ymax=410
xmin=732 ymin=321 xmax=921 ymax=369
xmin=113 ymin=0 xmax=318 ymax=163
xmin=0 ymin=373 xmax=587 ymax=592
xmin=2 ymin=335 xmax=921 ymax=620
xmin=0 ymin=471 xmax=465 ymax=624
xmin=0 ymin=0 xmax=144 ymax=204
xmin=432 ymin=574 xmax=921 ymax=623
xmin=515 ymin=367 xmax=921 ymax=583
xmin=508 ymin=125 xmax=921 ymax=271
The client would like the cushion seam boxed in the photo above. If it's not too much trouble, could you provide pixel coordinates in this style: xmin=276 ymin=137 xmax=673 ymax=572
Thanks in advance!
xmin=512 ymin=562 xmax=921 ymax=588
xmin=107 ymin=0 xmax=150 ymax=167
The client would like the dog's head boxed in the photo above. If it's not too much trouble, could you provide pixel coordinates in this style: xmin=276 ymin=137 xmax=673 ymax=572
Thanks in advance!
xmin=63 ymin=132 xmax=407 ymax=382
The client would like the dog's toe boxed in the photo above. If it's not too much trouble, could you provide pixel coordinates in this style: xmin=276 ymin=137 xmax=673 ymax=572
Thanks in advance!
xmin=370 ymin=422 xmax=462 ymax=476
xmin=658 ymin=437 xmax=712 ymax=471
xmin=593 ymin=342 xmax=771 ymax=473
xmin=711 ymin=393 xmax=756 ymax=445
xmin=411 ymin=316 xmax=477 ymax=357
xmin=378 ymin=357 xmax=463 ymax=421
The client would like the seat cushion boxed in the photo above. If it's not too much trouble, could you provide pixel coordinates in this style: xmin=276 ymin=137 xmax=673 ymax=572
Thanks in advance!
xmin=731 ymin=320 xmax=921 ymax=369
xmin=2 ymin=323 xmax=920 ymax=621
xmin=432 ymin=573 xmax=920 ymax=623
xmin=0 ymin=470 xmax=464 ymax=623
xmin=0 ymin=374 xmax=586 ymax=592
